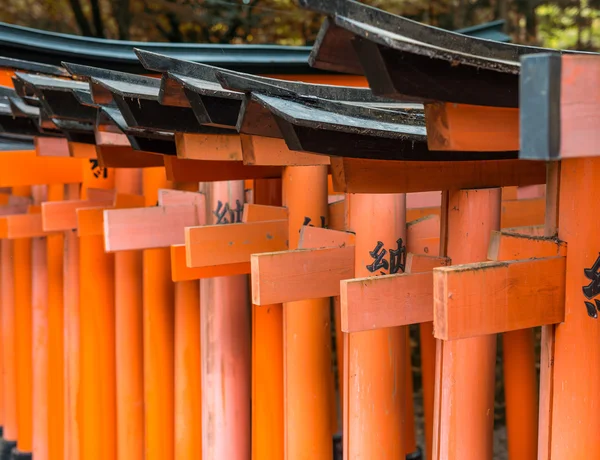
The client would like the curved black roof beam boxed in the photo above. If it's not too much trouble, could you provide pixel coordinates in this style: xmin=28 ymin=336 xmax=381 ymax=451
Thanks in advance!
xmin=0 ymin=21 xmax=325 ymax=75
xmin=298 ymin=0 xmax=593 ymax=107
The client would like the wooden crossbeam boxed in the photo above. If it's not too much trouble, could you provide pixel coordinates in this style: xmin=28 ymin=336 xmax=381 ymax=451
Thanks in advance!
xmin=488 ymin=230 xmax=566 ymax=261
xmin=251 ymin=246 xmax=354 ymax=305
xmin=242 ymin=203 xmax=288 ymax=223
xmin=97 ymin=146 xmax=164 ymax=168
xmin=330 ymin=157 xmax=546 ymax=193
xmin=500 ymin=225 xmax=544 ymax=236
xmin=157 ymin=189 xmax=203 ymax=207
xmin=0 ymin=152 xmax=85 ymax=186
xmin=500 ymin=198 xmax=544 ymax=229
xmin=0 ymin=213 xmax=48 ymax=239
xmin=175 ymin=133 xmax=243 ymax=161
xmin=298 ymin=226 xmax=355 ymax=249
xmin=407 ymin=214 xmax=439 ymax=255
xmin=68 ymin=142 xmax=97 ymax=159
xmin=340 ymin=254 xmax=450 ymax=333
xmin=35 ymin=137 xmax=70 ymax=157
xmin=433 ymin=256 xmax=566 ymax=340
xmin=42 ymin=198 xmax=114 ymax=231
xmin=104 ymin=204 xmax=203 ymax=252
xmin=169 ymin=244 xmax=250 ymax=282
xmin=240 ymin=134 xmax=330 ymax=166
xmin=164 ymin=156 xmax=283 ymax=182
xmin=424 ymin=103 xmax=519 ymax=152
xmin=185 ymin=219 xmax=288 ymax=268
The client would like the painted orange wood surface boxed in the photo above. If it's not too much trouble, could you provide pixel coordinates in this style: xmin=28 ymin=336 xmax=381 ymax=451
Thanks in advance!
xmin=345 ymin=193 xmax=407 ymax=458
xmin=434 ymin=256 xmax=566 ymax=340
xmin=200 ymin=180 xmax=251 ymax=460
xmin=0 ymin=213 xmax=46 ymax=239
xmin=501 ymin=225 xmax=545 ymax=236
xmin=97 ymin=146 xmax=165 ymax=168
xmin=42 ymin=199 xmax=113 ymax=232
xmin=0 ymin=154 xmax=85 ymax=186
xmin=34 ymin=137 xmax=70 ymax=157
xmin=113 ymin=168 xmax=145 ymax=460
xmin=1 ymin=240 xmax=16 ymax=444
xmin=249 ymin=177 xmax=284 ymax=460
xmin=330 ymin=157 xmax=545 ymax=194
xmin=169 ymin=244 xmax=250 ymax=281
xmin=251 ymin=246 xmax=354 ymax=305
xmin=282 ymin=166 xmax=335 ymax=460
xmin=328 ymin=199 xmax=345 ymax=231
xmin=104 ymin=205 xmax=202 ymax=251
xmin=32 ymin=234 xmax=48 ymax=460
xmin=68 ymin=142 xmax=96 ymax=159
xmin=548 ymin=157 xmax=600 ymax=458
xmin=488 ymin=230 xmax=566 ymax=261
xmin=340 ymin=255 xmax=450 ymax=333
xmin=175 ymin=132 xmax=243 ymax=161
xmin=242 ymin=203 xmax=288 ymax=222
xmin=14 ymin=237 xmax=33 ymax=453
xmin=240 ymin=134 xmax=330 ymax=166
xmin=185 ymin=219 xmax=288 ymax=268
xmin=500 ymin=198 xmax=545 ymax=228
xmin=433 ymin=188 xmax=501 ymax=460
xmin=164 ymin=156 xmax=282 ymax=182
xmin=158 ymin=189 xmax=204 ymax=207
xmin=407 ymin=214 xmax=440 ymax=255
xmin=79 ymin=234 xmax=116 ymax=460
xmin=174 ymin=280 xmax=202 ymax=459
xmin=298 ymin=225 xmax=355 ymax=249
xmin=424 ymin=103 xmax=519 ymax=152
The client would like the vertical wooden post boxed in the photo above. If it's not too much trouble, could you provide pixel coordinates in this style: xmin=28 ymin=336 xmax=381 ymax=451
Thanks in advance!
xmin=114 ymin=169 xmax=144 ymax=460
xmin=548 ymin=157 xmax=600 ymax=458
xmin=32 ymin=186 xmax=49 ymax=460
xmin=200 ymin=180 xmax=250 ymax=460
xmin=433 ymin=188 xmax=501 ymax=460
xmin=79 ymin=228 xmax=116 ymax=460
xmin=252 ymin=178 xmax=283 ymax=460
xmin=174 ymin=280 xmax=201 ymax=459
xmin=283 ymin=166 xmax=335 ymax=460
xmin=14 ymin=186 xmax=33 ymax=459
xmin=345 ymin=193 xmax=407 ymax=459
xmin=46 ymin=184 xmax=65 ymax=460
xmin=502 ymin=329 xmax=538 ymax=460
xmin=419 ymin=321 xmax=436 ymax=460
xmin=1 ymin=239 xmax=16 ymax=459
xmin=63 ymin=185 xmax=81 ymax=460
xmin=143 ymin=167 xmax=175 ymax=460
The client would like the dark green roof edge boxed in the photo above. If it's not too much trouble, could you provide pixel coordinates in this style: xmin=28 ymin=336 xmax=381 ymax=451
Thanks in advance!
xmin=0 ymin=19 xmax=511 ymax=74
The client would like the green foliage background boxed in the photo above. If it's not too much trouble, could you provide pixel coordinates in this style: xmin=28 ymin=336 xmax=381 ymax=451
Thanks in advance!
xmin=0 ymin=0 xmax=593 ymax=50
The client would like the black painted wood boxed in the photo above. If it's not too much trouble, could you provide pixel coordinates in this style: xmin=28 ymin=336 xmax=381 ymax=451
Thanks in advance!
xmin=519 ymin=53 xmax=561 ymax=161
xmin=0 ymin=56 xmax=68 ymax=77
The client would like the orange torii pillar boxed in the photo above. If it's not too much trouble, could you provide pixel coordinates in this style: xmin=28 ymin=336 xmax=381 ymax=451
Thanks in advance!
xmin=113 ymin=169 xmax=144 ymax=460
xmin=198 ymin=180 xmax=251 ymax=460
xmin=103 ymin=187 xmax=206 ymax=459
xmin=432 ymin=188 xmax=501 ymax=460
xmin=282 ymin=166 xmax=335 ymax=460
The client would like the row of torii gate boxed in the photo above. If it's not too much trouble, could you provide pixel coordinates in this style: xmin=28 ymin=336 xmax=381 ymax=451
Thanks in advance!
xmin=0 ymin=1 xmax=597 ymax=460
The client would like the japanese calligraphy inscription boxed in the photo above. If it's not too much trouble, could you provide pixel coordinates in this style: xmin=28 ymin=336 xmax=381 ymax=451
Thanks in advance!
xmin=583 ymin=253 xmax=600 ymax=319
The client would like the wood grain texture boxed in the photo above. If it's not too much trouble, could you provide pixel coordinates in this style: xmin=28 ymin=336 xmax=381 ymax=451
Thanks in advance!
xmin=434 ymin=256 xmax=566 ymax=340
xmin=185 ymin=219 xmax=288 ymax=268
xmin=340 ymin=254 xmax=450 ymax=332
xmin=330 ymin=157 xmax=546 ymax=193
xmin=251 ymin=246 xmax=354 ymax=305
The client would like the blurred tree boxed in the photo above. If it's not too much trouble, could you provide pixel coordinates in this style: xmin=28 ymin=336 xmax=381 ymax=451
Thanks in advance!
xmin=0 ymin=0 xmax=596 ymax=49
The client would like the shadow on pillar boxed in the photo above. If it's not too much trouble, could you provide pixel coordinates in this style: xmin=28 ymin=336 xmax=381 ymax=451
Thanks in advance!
xmin=333 ymin=433 xmax=423 ymax=460
xmin=0 ymin=427 xmax=16 ymax=460
xmin=9 ymin=449 xmax=31 ymax=460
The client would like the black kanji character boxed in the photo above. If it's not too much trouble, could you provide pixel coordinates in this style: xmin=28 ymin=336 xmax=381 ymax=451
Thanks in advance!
xmin=366 ymin=241 xmax=388 ymax=274
xmin=389 ymin=238 xmax=407 ymax=274
xmin=89 ymin=159 xmax=108 ymax=179
xmin=583 ymin=253 xmax=600 ymax=300
xmin=213 ymin=200 xmax=231 ymax=224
